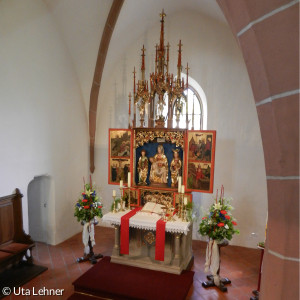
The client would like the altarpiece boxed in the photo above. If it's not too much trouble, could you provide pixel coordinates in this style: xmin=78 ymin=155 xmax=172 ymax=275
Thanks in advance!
xmin=103 ymin=10 xmax=216 ymax=274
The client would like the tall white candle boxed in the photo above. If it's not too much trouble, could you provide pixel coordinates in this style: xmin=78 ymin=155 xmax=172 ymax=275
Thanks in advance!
xmin=120 ymin=180 xmax=123 ymax=188
xmin=178 ymin=176 xmax=182 ymax=193
xmin=181 ymin=185 xmax=185 ymax=194
xmin=112 ymin=190 xmax=116 ymax=197
xmin=128 ymin=172 xmax=131 ymax=187
xmin=184 ymin=196 xmax=188 ymax=206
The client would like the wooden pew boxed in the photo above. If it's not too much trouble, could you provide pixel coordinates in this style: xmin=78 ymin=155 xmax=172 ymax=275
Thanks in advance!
xmin=0 ymin=189 xmax=35 ymax=273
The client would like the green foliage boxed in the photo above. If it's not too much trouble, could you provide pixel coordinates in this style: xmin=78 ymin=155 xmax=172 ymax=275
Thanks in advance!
xmin=185 ymin=201 xmax=194 ymax=222
xmin=198 ymin=198 xmax=239 ymax=242
xmin=110 ymin=197 xmax=122 ymax=212
xmin=74 ymin=183 xmax=103 ymax=223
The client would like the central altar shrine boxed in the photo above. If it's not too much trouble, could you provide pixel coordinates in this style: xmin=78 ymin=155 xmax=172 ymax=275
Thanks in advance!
xmin=103 ymin=10 xmax=216 ymax=274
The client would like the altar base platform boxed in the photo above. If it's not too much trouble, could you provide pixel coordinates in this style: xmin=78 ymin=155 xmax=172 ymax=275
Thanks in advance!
xmin=103 ymin=210 xmax=193 ymax=274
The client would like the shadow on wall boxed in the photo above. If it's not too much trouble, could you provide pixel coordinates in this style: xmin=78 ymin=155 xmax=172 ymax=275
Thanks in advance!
xmin=28 ymin=175 xmax=54 ymax=244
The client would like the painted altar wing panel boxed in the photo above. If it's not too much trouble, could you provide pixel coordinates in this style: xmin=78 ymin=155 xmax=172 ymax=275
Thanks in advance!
xmin=173 ymin=192 xmax=193 ymax=210
xmin=123 ymin=187 xmax=140 ymax=207
xmin=185 ymin=130 xmax=216 ymax=193
xmin=108 ymin=128 xmax=133 ymax=185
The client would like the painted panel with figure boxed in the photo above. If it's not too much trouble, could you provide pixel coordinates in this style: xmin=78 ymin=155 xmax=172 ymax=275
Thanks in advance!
xmin=186 ymin=130 xmax=216 ymax=193
xmin=108 ymin=129 xmax=132 ymax=185
xmin=123 ymin=188 xmax=139 ymax=207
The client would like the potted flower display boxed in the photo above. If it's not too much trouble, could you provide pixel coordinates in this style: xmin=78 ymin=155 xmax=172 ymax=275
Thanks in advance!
xmin=199 ymin=186 xmax=239 ymax=292
xmin=74 ymin=179 xmax=103 ymax=264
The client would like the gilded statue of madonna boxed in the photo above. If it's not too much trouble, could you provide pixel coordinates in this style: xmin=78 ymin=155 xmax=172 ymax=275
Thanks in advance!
xmin=138 ymin=149 xmax=148 ymax=185
xmin=149 ymin=145 xmax=168 ymax=185
xmin=170 ymin=149 xmax=182 ymax=187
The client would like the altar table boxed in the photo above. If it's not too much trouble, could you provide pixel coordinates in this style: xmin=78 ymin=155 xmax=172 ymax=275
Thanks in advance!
xmin=102 ymin=210 xmax=193 ymax=274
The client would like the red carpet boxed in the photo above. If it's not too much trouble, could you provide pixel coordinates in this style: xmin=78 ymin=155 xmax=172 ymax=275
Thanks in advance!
xmin=69 ymin=256 xmax=194 ymax=300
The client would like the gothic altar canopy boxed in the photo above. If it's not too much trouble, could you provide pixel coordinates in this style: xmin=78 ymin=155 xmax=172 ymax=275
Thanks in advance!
xmin=104 ymin=10 xmax=216 ymax=274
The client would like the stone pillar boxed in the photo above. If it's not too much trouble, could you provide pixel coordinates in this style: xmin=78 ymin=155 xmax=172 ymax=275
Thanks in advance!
xmin=217 ymin=1 xmax=299 ymax=299
xmin=173 ymin=233 xmax=182 ymax=267
xmin=112 ymin=225 xmax=120 ymax=256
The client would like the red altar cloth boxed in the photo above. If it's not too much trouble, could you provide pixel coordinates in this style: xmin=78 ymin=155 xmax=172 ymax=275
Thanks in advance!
xmin=155 ymin=219 xmax=166 ymax=261
xmin=120 ymin=207 xmax=142 ymax=255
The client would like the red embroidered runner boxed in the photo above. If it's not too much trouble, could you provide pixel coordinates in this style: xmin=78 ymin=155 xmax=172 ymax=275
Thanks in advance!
xmin=155 ymin=219 xmax=166 ymax=261
xmin=120 ymin=207 xmax=142 ymax=255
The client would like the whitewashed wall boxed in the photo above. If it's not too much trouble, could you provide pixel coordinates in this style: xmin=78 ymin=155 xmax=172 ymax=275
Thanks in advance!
xmin=95 ymin=10 xmax=268 ymax=248
xmin=0 ymin=0 xmax=89 ymax=244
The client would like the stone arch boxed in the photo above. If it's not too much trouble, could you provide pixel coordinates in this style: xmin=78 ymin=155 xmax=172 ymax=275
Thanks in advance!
xmin=217 ymin=1 xmax=299 ymax=299
xmin=89 ymin=0 xmax=124 ymax=173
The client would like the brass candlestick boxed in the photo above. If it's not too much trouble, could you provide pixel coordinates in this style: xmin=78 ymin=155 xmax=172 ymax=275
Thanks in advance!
xmin=119 ymin=187 xmax=125 ymax=211
xmin=128 ymin=188 xmax=131 ymax=210
xmin=179 ymin=192 xmax=184 ymax=220
xmin=112 ymin=195 xmax=116 ymax=213
xmin=183 ymin=206 xmax=188 ymax=222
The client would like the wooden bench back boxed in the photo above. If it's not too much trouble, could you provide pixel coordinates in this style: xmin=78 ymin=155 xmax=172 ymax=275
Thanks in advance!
xmin=0 ymin=189 xmax=33 ymax=245
xmin=0 ymin=196 xmax=15 ymax=244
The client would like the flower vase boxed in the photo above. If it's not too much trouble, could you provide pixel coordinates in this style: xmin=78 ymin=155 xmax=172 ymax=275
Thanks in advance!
xmin=76 ymin=218 xmax=103 ymax=264
xmin=202 ymin=239 xmax=231 ymax=292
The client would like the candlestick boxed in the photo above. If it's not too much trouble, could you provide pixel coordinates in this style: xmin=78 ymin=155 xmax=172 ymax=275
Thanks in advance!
xmin=184 ymin=196 xmax=188 ymax=206
xmin=178 ymin=193 xmax=182 ymax=219
xmin=119 ymin=186 xmax=124 ymax=211
xmin=179 ymin=193 xmax=184 ymax=220
xmin=127 ymin=188 xmax=131 ymax=210
xmin=181 ymin=185 xmax=185 ymax=194
xmin=183 ymin=207 xmax=188 ymax=222
xmin=112 ymin=195 xmax=116 ymax=213
xmin=128 ymin=172 xmax=131 ymax=188
xmin=112 ymin=190 xmax=116 ymax=197
xmin=178 ymin=176 xmax=182 ymax=193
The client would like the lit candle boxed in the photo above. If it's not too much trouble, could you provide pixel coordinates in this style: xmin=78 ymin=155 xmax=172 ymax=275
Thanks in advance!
xmin=128 ymin=172 xmax=131 ymax=188
xmin=178 ymin=176 xmax=182 ymax=193
xmin=113 ymin=190 xmax=116 ymax=197
xmin=120 ymin=180 xmax=123 ymax=188
xmin=184 ymin=196 xmax=188 ymax=206
xmin=181 ymin=185 xmax=185 ymax=194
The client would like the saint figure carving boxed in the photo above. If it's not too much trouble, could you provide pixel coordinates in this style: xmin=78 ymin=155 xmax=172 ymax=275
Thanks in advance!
xmin=138 ymin=149 xmax=148 ymax=185
xmin=170 ymin=149 xmax=182 ymax=187
xmin=149 ymin=145 xmax=168 ymax=184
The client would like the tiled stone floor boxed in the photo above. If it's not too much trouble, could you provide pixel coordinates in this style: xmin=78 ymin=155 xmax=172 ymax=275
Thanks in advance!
xmin=4 ymin=227 xmax=260 ymax=299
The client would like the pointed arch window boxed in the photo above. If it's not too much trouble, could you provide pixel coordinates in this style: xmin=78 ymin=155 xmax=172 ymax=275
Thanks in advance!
xmin=171 ymin=86 xmax=204 ymax=130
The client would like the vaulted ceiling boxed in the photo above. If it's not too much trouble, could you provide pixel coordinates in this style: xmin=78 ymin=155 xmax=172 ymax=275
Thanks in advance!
xmin=43 ymin=0 xmax=226 ymax=116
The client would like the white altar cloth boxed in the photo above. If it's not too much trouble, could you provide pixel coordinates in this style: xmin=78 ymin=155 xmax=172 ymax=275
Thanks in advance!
xmin=102 ymin=210 xmax=190 ymax=235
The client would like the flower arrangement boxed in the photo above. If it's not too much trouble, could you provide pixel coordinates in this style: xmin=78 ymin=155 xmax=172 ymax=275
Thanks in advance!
xmin=74 ymin=181 xmax=103 ymax=223
xmin=199 ymin=187 xmax=239 ymax=241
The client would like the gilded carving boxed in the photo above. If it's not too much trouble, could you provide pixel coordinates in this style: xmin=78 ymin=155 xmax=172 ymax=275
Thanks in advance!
xmin=135 ymin=130 xmax=184 ymax=147
xmin=144 ymin=232 xmax=156 ymax=245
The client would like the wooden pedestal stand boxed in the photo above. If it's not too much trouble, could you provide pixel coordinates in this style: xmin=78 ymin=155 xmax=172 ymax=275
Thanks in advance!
xmin=250 ymin=245 xmax=264 ymax=300
xmin=77 ymin=220 xmax=103 ymax=265
xmin=202 ymin=240 xmax=231 ymax=292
